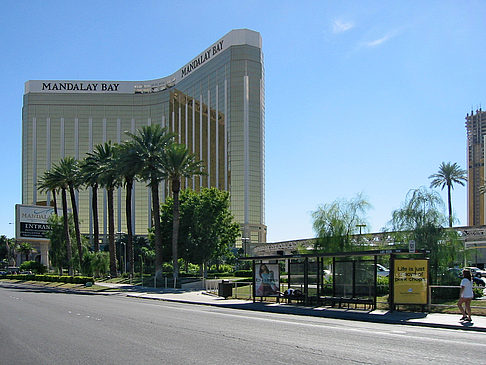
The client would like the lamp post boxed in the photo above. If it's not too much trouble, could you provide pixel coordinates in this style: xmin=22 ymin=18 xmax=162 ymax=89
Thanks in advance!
xmin=241 ymin=237 xmax=250 ymax=257
xmin=356 ymin=224 xmax=366 ymax=246
xmin=356 ymin=224 xmax=366 ymax=235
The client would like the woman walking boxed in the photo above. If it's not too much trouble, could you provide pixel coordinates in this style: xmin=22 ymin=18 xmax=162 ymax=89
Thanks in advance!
xmin=457 ymin=269 xmax=473 ymax=322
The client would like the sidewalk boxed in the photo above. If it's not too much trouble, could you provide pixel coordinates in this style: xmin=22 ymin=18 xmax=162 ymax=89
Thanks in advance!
xmin=96 ymin=282 xmax=486 ymax=332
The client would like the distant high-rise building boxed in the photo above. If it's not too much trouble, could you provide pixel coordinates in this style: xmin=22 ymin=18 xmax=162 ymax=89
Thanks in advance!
xmin=466 ymin=108 xmax=486 ymax=226
xmin=22 ymin=29 xmax=266 ymax=246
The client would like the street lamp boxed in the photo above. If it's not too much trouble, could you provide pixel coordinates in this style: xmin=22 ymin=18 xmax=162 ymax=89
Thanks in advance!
xmin=356 ymin=224 xmax=366 ymax=235
xmin=356 ymin=224 xmax=366 ymax=246
xmin=241 ymin=237 xmax=250 ymax=257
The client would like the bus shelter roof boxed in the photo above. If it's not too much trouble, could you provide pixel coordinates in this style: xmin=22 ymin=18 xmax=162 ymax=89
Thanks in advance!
xmin=239 ymin=248 xmax=430 ymax=261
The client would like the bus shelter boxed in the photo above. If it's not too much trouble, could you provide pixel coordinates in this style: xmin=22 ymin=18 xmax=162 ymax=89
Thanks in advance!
xmin=241 ymin=248 xmax=429 ymax=310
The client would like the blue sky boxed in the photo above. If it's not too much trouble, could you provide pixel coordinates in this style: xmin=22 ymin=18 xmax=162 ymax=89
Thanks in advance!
xmin=1 ymin=1 xmax=484 ymax=242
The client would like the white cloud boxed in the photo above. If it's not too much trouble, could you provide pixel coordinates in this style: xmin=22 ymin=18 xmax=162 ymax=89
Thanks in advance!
xmin=332 ymin=19 xmax=354 ymax=34
xmin=363 ymin=32 xmax=396 ymax=47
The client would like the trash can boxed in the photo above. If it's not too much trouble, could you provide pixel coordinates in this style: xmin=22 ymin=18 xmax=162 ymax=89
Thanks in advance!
xmin=218 ymin=280 xmax=233 ymax=299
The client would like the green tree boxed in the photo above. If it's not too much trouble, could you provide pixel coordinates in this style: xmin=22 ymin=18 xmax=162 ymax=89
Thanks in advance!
xmin=18 ymin=242 xmax=34 ymax=262
xmin=38 ymin=170 xmax=59 ymax=215
xmin=160 ymin=188 xmax=240 ymax=279
xmin=46 ymin=213 xmax=88 ymax=274
xmin=0 ymin=235 xmax=11 ymax=263
xmin=47 ymin=214 xmax=68 ymax=274
xmin=81 ymin=145 xmax=107 ymax=252
xmin=161 ymin=143 xmax=205 ymax=285
xmin=50 ymin=157 xmax=83 ymax=273
xmin=429 ymin=162 xmax=467 ymax=227
xmin=126 ymin=125 xmax=175 ymax=277
xmin=48 ymin=165 xmax=73 ymax=275
xmin=58 ymin=157 xmax=83 ymax=263
xmin=114 ymin=142 xmax=142 ymax=278
xmin=96 ymin=142 xmax=120 ymax=277
xmin=312 ymin=193 xmax=371 ymax=253
xmin=389 ymin=187 xmax=461 ymax=282
xmin=2 ymin=237 xmax=18 ymax=267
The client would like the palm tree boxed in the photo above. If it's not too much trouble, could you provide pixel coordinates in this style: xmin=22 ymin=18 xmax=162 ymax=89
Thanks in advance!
xmin=53 ymin=157 xmax=83 ymax=265
xmin=96 ymin=142 xmax=120 ymax=277
xmin=429 ymin=162 xmax=467 ymax=227
xmin=38 ymin=170 xmax=59 ymax=215
xmin=81 ymin=146 xmax=107 ymax=252
xmin=18 ymin=242 xmax=34 ymax=262
xmin=126 ymin=125 xmax=175 ymax=277
xmin=49 ymin=161 xmax=73 ymax=275
xmin=114 ymin=142 xmax=142 ymax=278
xmin=161 ymin=143 xmax=204 ymax=286
xmin=6 ymin=238 xmax=18 ymax=267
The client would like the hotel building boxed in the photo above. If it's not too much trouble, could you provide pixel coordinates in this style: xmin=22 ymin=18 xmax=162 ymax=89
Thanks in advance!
xmin=22 ymin=29 xmax=266 ymax=246
xmin=466 ymin=108 xmax=486 ymax=226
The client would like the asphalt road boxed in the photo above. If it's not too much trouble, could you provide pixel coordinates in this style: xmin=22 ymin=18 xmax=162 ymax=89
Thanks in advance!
xmin=1 ymin=285 xmax=485 ymax=365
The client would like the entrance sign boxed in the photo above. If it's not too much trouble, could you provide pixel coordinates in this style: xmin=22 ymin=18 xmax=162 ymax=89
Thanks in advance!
xmin=15 ymin=204 xmax=60 ymax=241
xmin=393 ymin=259 xmax=428 ymax=305
xmin=255 ymin=263 xmax=280 ymax=297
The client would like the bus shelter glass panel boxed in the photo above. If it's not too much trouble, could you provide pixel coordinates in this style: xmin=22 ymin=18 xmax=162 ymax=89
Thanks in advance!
xmin=289 ymin=260 xmax=304 ymax=291
xmin=334 ymin=261 xmax=353 ymax=297
xmin=355 ymin=260 xmax=375 ymax=298
xmin=308 ymin=259 xmax=318 ymax=298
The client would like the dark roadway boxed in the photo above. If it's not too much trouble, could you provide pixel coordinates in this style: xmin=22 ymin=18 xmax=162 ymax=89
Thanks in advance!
xmin=1 ymin=285 xmax=485 ymax=364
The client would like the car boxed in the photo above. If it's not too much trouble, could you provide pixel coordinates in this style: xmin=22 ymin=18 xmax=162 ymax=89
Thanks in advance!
xmin=323 ymin=269 xmax=332 ymax=280
xmin=376 ymin=264 xmax=389 ymax=277
xmin=464 ymin=267 xmax=486 ymax=278
xmin=472 ymin=276 xmax=486 ymax=288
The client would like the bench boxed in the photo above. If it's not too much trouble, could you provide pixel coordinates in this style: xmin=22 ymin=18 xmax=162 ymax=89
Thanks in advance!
xmin=321 ymin=296 xmax=373 ymax=310
xmin=281 ymin=289 xmax=305 ymax=303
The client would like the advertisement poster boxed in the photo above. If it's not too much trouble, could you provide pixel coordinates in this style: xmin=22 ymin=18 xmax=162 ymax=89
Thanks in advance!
xmin=393 ymin=259 xmax=429 ymax=305
xmin=255 ymin=263 xmax=280 ymax=297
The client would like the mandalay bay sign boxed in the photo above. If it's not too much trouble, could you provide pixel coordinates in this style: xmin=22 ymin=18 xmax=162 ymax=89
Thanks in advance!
xmin=15 ymin=204 xmax=62 ymax=241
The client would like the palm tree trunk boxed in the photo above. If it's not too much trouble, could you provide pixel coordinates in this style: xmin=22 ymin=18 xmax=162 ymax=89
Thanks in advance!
xmin=172 ymin=178 xmax=180 ymax=287
xmin=52 ymin=189 xmax=58 ymax=215
xmin=69 ymin=184 xmax=83 ymax=266
xmin=108 ymin=188 xmax=117 ymax=277
xmin=447 ymin=184 xmax=453 ymax=228
xmin=92 ymin=184 xmax=100 ymax=252
xmin=125 ymin=179 xmax=134 ymax=278
xmin=61 ymin=188 xmax=73 ymax=276
xmin=151 ymin=182 xmax=163 ymax=278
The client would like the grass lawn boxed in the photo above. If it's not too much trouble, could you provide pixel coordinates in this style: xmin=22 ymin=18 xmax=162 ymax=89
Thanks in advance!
xmin=3 ymin=277 xmax=485 ymax=316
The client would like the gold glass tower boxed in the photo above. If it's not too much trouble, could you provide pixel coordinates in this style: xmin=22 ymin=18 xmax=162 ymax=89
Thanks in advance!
xmin=466 ymin=108 xmax=486 ymax=226
xmin=22 ymin=29 xmax=266 ymax=246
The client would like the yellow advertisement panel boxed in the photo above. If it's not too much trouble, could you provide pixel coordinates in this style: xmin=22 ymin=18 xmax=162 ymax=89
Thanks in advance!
xmin=393 ymin=259 xmax=428 ymax=305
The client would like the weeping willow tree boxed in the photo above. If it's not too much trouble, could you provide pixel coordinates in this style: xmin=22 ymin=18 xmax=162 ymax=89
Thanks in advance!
xmin=389 ymin=187 xmax=463 ymax=283
xmin=312 ymin=193 xmax=371 ymax=253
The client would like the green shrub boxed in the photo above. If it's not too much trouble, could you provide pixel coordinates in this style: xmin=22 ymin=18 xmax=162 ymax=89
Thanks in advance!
xmin=377 ymin=276 xmax=389 ymax=296
xmin=207 ymin=272 xmax=232 ymax=278
xmin=234 ymin=270 xmax=252 ymax=278
xmin=82 ymin=251 xmax=109 ymax=277
xmin=19 ymin=261 xmax=48 ymax=274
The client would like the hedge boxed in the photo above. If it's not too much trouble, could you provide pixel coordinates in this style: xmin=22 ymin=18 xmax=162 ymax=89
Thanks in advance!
xmin=234 ymin=270 xmax=252 ymax=278
xmin=3 ymin=274 xmax=94 ymax=284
